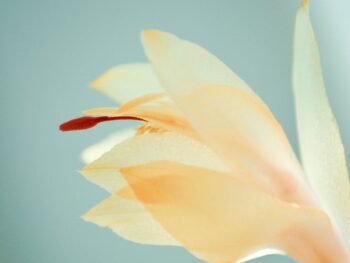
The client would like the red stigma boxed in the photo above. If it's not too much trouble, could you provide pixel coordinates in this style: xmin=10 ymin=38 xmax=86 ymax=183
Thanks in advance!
xmin=59 ymin=116 xmax=145 ymax=132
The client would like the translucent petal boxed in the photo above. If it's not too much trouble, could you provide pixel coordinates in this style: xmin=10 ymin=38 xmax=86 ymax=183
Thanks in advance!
xmin=81 ymin=127 xmax=136 ymax=164
xmin=120 ymin=161 xmax=350 ymax=263
xmin=81 ymin=132 xmax=227 ymax=246
xmin=178 ymin=84 xmax=301 ymax=195
xmin=117 ymin=92 xmax=165 ymax=113
xmin=83 ymin=195 xmax=179 ymax=245
xmin=91 ymin=63 xmax=161 ymax=103
xmin=141 ymin=30 xmax=313 ymax=205
xmin=80 ymin=132 xmax=227 ymax=193
xmin=293 ymin=2 xmax=350 ymax=246
xmin=83 ymin=103 xmax=195 ymax=138
xmin=141 ymin=30 xmax=251 ymax=96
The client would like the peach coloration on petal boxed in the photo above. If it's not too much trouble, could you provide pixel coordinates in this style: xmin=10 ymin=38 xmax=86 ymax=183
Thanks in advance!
xmin=81 ymin=132 xmax=228 ymax=246
xmin=140 ymin=29 xmax=316 ymax=206
xmin=119 ymin=161 xmax=350 ymax=263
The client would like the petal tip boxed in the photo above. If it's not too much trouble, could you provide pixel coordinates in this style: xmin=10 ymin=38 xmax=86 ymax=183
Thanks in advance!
xmin=81 ymin=211 xmax=92 ymax=222
xmin=301 ymin=0 xmax=309 ymax=9
xmin=90 ymin=79 xmax=101 ymax=90
xmin=141 ymin=29 xmax=161 ymax=42
xmin=90 ymin=70 xmax=111 ymax=91
xmin=141 ymin=29 xmax=176 ymax=56
xmin=141 ymin=29 xmax=163 ymax=53
xmin=78 ymin=168 xmax=86 ymax=176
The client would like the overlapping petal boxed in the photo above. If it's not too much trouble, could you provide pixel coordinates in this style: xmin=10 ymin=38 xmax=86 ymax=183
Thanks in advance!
xmin=91 ymin=63 xmax=161 ymax=103
xmin=83 ymin=195 xmax=179 ymax=245
xmin=141 ymin=30 xmax=314 ymax=205
xmin=81 ymin=132 xmax=228 ymax=246
xmin=141 ymin=30 xmax=251 ymax=95
xmin=82 ymin=92 xmax=196 ymax=137
xmin=119 ymin=161 xmax=349 ymax=263
xmin=81 ymin=127 xmax=136 ymax=164
xmin=81 ymin=132 xmax=227 ymax=193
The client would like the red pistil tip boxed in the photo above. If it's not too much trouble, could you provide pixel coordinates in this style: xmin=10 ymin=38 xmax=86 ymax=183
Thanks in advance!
xmin=59 ymin=116 xmax=145 ymax=132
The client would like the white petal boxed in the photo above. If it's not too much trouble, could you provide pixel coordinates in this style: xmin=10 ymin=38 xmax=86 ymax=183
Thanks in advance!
xmin=83 ymin=195 xmax=179 ymax=245
xmin=141 ymin=30 xmax=251 ymax=96
xmin=293 ymin=2 xmax=350 ymax=247
xmin=91 ymin=63 xmax=161 ymax=103
xmin=237 ymin=248 xmax=284 ymax=263
xmin=81 ymin=131 xmax=227 ymax=193
xmin=81 ymin=127 xmax=136 ymax=164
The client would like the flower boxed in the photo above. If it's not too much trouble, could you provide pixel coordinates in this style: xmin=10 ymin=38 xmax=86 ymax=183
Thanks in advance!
xmin=60 ymin=1 xmax=350 ymax=262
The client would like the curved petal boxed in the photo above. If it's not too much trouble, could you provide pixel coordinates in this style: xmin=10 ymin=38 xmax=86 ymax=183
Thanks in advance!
xmin=81 ymin=127 xmax=136 ymax=164
xmin=81 ymin=132 xmax=227 ymax=246
xmin=237 ymin=249 xmax=284 ymax=263
xmin=117 ymin=92 xmax=166 ymax=113
xmin=83 ymin=103 xmax=195 ymax=138
xmin=141 ymin=30 xmax=251 ymax=95
xmin=120 ymin=161 xmax=350 ymax=263
xmin=82 ymin=195 xmax=179 ymax=246
xmin=80 ymin=132 xmax=227 ymax=193
xmin=141 ymin=30 xmax=313 ymax=205
xmin=293 ymin=2 xmax=350 ymax=247
xmin=91 ymin=63 xmax=161 ymax=103
xmin=180 ymin=85 xmax=313 ymax=204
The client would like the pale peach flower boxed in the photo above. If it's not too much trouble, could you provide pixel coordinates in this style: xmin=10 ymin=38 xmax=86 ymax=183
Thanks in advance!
xmin=60 ymin=1 xmax=350 ymax=262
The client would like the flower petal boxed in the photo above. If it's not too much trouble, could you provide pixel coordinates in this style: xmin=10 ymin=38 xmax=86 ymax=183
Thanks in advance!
xmin=81 ymin=127 xmax=136 ymax=164
xmin=83 ymin=103 xmax=195 ymax=137
xmin=80 ymin=132 xmax=227 ymax=193
xmin=81 ymin=132 xmax=227 ymax=246
xmin=82 ymin=195 xmax=179 ymax=245
xmin=91 ymin=63 xmax=161 ymax=103
xmin=120 ymin=161 xmax=349 ymax=263
xmin=293 ymin=2 xmax=350 ymax=246
xmin=141 ymin=30 xmax=313 ymax=205
xmin=237 ymin=249 xmax=284 ymax=263
xmin=141 ymin=30 xmax=251 ymax=95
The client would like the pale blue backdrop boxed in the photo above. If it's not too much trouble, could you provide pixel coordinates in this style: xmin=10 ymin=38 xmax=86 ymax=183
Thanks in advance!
xmin=1 ymin=0 xmax=349 ymax=262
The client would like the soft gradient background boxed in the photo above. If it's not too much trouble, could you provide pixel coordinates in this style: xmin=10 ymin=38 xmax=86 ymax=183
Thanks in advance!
xmin=1 ymin=0 xmax=349 ymax=262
